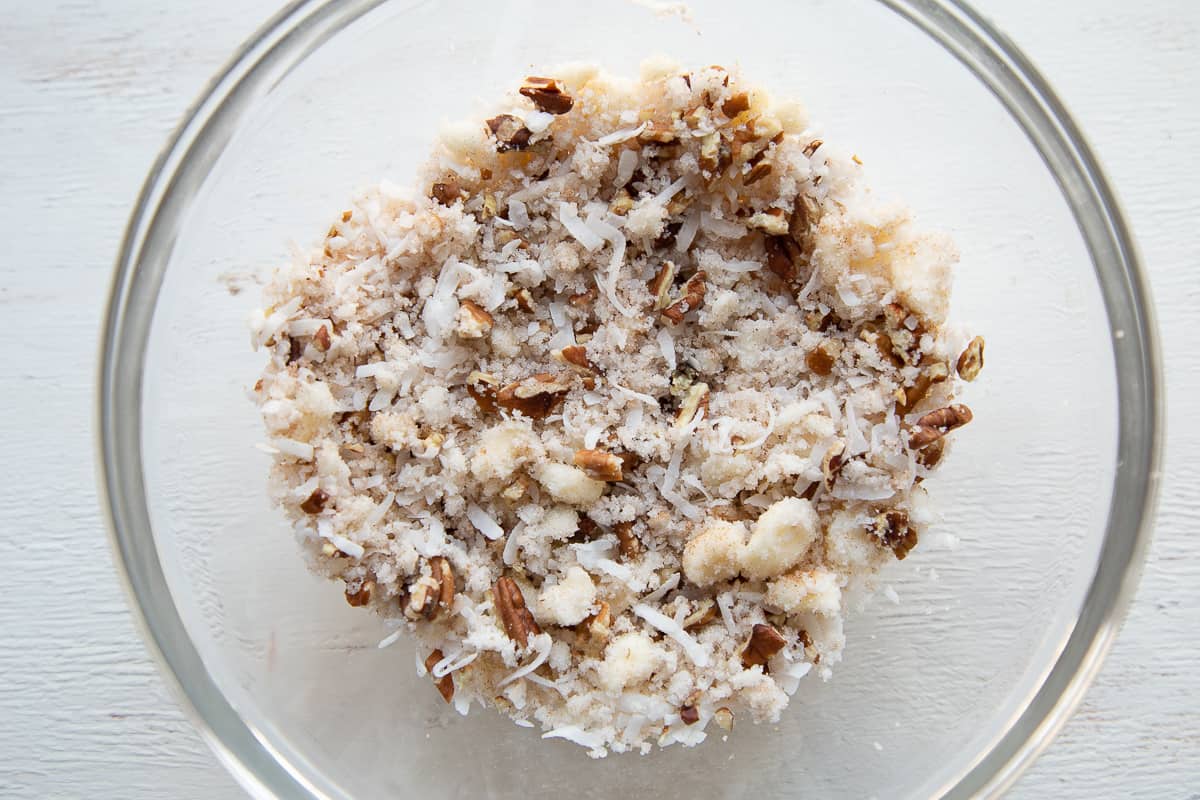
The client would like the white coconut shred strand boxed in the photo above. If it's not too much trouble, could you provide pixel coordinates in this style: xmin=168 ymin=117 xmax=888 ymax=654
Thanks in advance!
xmin=252 ymin=63 xmax=978 ymax=758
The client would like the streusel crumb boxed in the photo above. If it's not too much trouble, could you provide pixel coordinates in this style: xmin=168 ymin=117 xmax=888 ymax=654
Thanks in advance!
xmin=251 ymin=61 xmax=981 ymax=756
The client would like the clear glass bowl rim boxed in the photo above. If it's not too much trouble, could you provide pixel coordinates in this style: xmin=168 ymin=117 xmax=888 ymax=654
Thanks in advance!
xmin=97 ymin=1 xmax=1164 ymax=797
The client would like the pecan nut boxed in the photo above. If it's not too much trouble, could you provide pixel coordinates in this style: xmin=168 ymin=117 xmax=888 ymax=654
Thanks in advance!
xmin=907 ymin=404 xmax=973 ymax=449
xmin=344 ymin=579 xmax=374 ymax=607
xmin=552 ymin=344 xmax=598 ymax=373
xmin=764 ymin=235 xmax=803 ymax=281
xmin=614 ymin=520 xmax=641 ymax=559
xmin=805 ymin=343 xmax=837 ymax=376
xmin=300 ymin=488 xmax=329 ymax=514
xmin=466 ymin=371 xmax=500 ymax=414
xmin=424 ymin=650 xmax=455 ymax=703
xmin=573 ymin=448 xmax=624 ymax=481
xmin=647 ymin=261 xmax=677 ymax=310
xmin=486 ymin=114 xmax=532 ymax=152
xmin=495 ymin=577 xmax=541 ymax=647
xmin=957 ymin=336 xmax=985 ymax=381
xmin=674 ymin=381 xmax=710 ymax=428
xmin=662 ymin=271 xmax=707 ymax=323
xmin=896 ymin=362 xmax=950 ymax=415
xmin=455 ymin=300 xmax=494 ymax=338
xmin=431 ymin=179 xmax=461 ymax=206
xmin=520 ymin=76 xmax=574 ymax=115
xmin=495 ymin=373 xmax=572 ymax=419
xmin=404 ymin=557 xmax=455 ymax=620
xmin=871 ymin=510 xmax=919 ymax=560
xmin=741 ymin=623 xmax=787 ymax=670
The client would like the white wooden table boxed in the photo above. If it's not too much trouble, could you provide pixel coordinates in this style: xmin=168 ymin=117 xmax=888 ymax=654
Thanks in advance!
xmin=1 ymin=1 xmax=1196 ymax=797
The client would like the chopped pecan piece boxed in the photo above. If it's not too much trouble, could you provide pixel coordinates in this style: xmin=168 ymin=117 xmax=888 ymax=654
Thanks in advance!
xmin=682 ymin=598 xmax=716 ymax=629
xmin=574 ymin=449 xmax=623 ymax=482
xmin=916 ymin=437 xmax=945 ymax=469
xmin=713 ymin=707 xmax=734 ymax=732
xmin=307 ymin=327 xmax=330 ymax=354
xmin=300 ymin=488 xmax=329 ymax=514
xmin=648 ymin=261 xmax=677 ymax=310
xmin=674 ymin=381 xmax=710 ymax=428
xmin=404 ymin=557 xmax=455 ymax=620
xmin=495 ymin=373 xmax=572 ymax=419
xmin=764 ymin=235 xmax=803 ymax=281
xmin=466 ymin=371 xmax=500 ymax=414
xmin=822 ymin=440 xmax=846 ymax=488
xmin=896 ymin=362 xmax=950 ymax=414
xmin=455 ymin=300 xmax=494 ymax=338
xmin=698 ymin=132 xmax=721 ymax=172
xmin=741 ymin=623 xmax=787 ymax=669
xmin=805 ymin=343 xmax=836 ymax=376
xmin=745 ymin=209 xmax=789 ymax=236
xmin=639 ymin=120 xmax=678 ymax=144
xmin=424 ymin=650 xmax=455 ymax=703
xmin=494 ymin=576 xmax=541 ymax=647
xmin=431 ymin=179 xmax=461 ymax=206
xmin=579 ymin=600 xmax=612 ymax=642
xmin=743 ymin=160 xmax=772 ymax=185
xmin=721 ymin=92 xmax=750 ymax=118
xmin=552 ymin=344 xmax=598 ymax=373
xmin=871 ymin=510 xmax=919 ymax=560
xmin=680 ymin=704 xmax=700 ymax=725
xmin=803 ymin=139 xmax=824 ymax=158
xmin=957 ymin=336 xmax=985 ymax=381
xmin=486 ymin=114 xmax=532 ymax=152
xmin=568 ymin=286 xmax=597 ymax=308
xmin=614 ymin=521 xmax=641 ymax=559
xmin=610 ymin=187 xmax=635 ymax=216
xmin=345 ymin=579 xmax=373 ymax=607
xmin=514 ymin=287 xmax=535 ymax=313
xmin=520 ymin=76 xmax=574 ymax=115
xmin=661 ymin=271 xmax=707 ymax=323
xmin=907 ymin=404 xmax=973 ymax=449
xmin=790 ymin=194 xmax=821 ymax=257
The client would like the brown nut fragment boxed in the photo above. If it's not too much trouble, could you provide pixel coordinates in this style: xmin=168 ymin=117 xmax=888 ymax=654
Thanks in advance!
xmin=300 ymin=488 xmax=330 ymax=514
xmin=568 ymin=287 xmax=597 ymax=308
xmin=822 ymin=440 xmax=846 ymax=488
xmin=486 ymin=114 xmax=532 ymax=152
xmin=916 ymin=437 xmax=945 ymax=469
xmin=456 ymin=300 xmax=494 ymax=338
xmin=311 ymin=325 xmax=332 ymax=352
xmin=763 ymin=235 xmax=803 ymax=282
xmin=745 ymin=209 xmax=789 ymax=236
xmin=680 ymin=704 xmax=700 ymax=725
xmin=639 ymin=120 xmax=678 ymax=144
xmin=610 ymin=187 xmax=635 ymax=216
xmin=466 ymin=371 xmax=500 ymax=414
xmin=805 ymin=343 xmax=836 ymax=377
xmin=698 ymin=132 xmax=721 ymax=172
xmin=514 ymin=287 xmax=535 ymax=313
xmin=662 ymin=271 xmax=707 ymax=323
xmin=674 ymin=381 xmax=710 ymax=428
xmin=424 ymin=650 xmax=455 ymax=703
xmin=494 ymin=576 xmax=542 ymax=647
xmin=741 ymin=623 xmax=787 ymax=670
xmin=579 ymin=600 xmax=612 ymax=642
xmin=574 ymin=449 xmax=624 ymax=482
xmin=519 ymin=76 xmax=574 ymax=115
xmin=614 ymin=521 xmax=641 ymax=559
xmin=431 ymin=179 xmax=461 ymax=206
xmin=552 ymin=344 xmax=598 ymax=374
xmin=743 ymin=160 xmax=772 ymax=186
xmin=713 ymin=707 xmax=734 ymax=732
xmin=405 ymin=557 xmax=455 ymax=620
xmin=682 ymin=598 xmax=717 ymax=629
xmin=871 ymin=510 xmax=919 ymax=560
xmin=957 ymin=336 xmax=985 ymax=381
xmin=648 ymin=261 xmax=677 ymax=310
xmin=345 ymin=579 xmax=374 ymax=607
xmin=721 ymin=92 xmax=751 ymax=118
xmin=907 ymin=404 xmax=973 ymax=449
xmin=896 ymin=362 xmax=950 ymax=415
xmin=495 ymin=373 xmax=572 ymax=419
xmin=789 ymin=194 xmax=822 ymax=258
xmin=803 ymin=139 xmax=824 ymax=158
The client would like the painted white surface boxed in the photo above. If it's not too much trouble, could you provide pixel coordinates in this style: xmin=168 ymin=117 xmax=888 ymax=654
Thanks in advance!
xmin=0 ymin=0 xmax=1195 ymax=797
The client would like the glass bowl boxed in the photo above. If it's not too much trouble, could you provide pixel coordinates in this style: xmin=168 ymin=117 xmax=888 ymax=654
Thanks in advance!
xmin=98 ymin=0 xmax=1162 ymax=797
